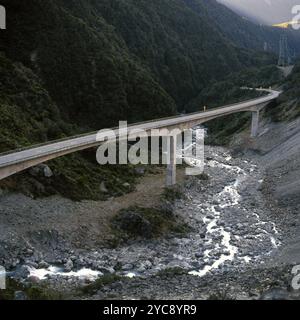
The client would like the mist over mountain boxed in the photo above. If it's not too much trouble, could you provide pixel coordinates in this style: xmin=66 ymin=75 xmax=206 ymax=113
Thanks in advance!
xmin=186 ymin=0 xmax=300 ymax=55
xmin=218 ymin=0 xmax=299 ymax=25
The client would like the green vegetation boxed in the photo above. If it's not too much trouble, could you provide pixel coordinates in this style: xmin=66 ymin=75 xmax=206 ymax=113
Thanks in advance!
xmin=0 ymin=53 xmax=74 ymax=152
xmin=111 ymin=206 xmax=191 ymax=242
xmin=79 ymin=274 xmax=122 ymax=296
xmin=186 ymin=65 xmax=282 ymax=113
xmin=1 ymin=0 xmax=177 ymax=131
xmin=0 ymin=278 xmax=64 ymax=300
xmin=162 ymin=186 xmax=186 ymax=202
xmin=197 ymin=173 xmax=210 ymax=181
xmin=267 ymin=63 xmax=300 ymax=122
xmin=156 ymin=267 xmax=187 ymax=278
xmin=0 ymin=152 xmax=140 ymax=201
xmin=208 ymin=290 xmax=234 ymax=300
xmin=185 ymin=65 xmax=283 ymax=145
xmin=206 ymin=114 xmax=251 ymax=146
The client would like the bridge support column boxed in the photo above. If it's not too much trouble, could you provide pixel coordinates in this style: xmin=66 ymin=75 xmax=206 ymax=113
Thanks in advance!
xmin=166 ymin=135 xmax=177 ymax=186
xmin=251 ymin=110 xmax=260 ymax=138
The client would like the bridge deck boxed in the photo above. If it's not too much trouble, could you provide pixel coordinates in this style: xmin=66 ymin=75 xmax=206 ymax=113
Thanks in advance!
xmin=0 ymin=89 xmax=281 ymax=176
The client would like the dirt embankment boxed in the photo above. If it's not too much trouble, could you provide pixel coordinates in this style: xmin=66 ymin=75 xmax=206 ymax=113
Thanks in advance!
xmin=0 ymin=167 xmax=186 ymax=268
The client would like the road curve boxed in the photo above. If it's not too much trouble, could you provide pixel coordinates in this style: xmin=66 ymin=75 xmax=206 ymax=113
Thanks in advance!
xmin=0 ymin=89 xmax=281 ymax=179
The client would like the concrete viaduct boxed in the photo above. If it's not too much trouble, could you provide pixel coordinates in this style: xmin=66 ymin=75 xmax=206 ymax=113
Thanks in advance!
xmin=0 ymin=89 xmax=281 ymax=186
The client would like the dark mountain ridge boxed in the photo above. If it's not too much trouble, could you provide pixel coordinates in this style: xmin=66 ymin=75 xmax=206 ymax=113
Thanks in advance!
xmin=0 ymin=0 xmax=287 ymax=140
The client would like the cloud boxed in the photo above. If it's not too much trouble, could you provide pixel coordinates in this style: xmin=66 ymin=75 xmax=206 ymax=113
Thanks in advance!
xmin=218 ymin=0 xmax=299 ymax=25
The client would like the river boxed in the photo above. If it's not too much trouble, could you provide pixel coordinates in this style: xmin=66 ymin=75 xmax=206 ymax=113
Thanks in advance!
xmin=25 ymin=145 xmax=281 ymax=284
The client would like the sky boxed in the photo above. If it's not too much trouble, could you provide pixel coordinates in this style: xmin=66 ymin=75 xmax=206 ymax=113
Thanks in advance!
xmin=217 ymin=0 xmax=300 ymax=25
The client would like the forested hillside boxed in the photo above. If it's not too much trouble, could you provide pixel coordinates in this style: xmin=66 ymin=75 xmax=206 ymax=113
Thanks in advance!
xmin=0 ymin=53 xmax=74 ymax=151
xmin=1 ymin=0 xmax=178 ymax=131
xmin=189 ymin=0 xmax=300 ymax=53
xmin=269 ymin=64 xmax=300 ymax=122
xmin=0 ymin=0 xmax=287 ymax=139
xmin=185 ymin=65 xmax=283 ymax=145
xmin=87 ymin=0 xmax=273 ymax=109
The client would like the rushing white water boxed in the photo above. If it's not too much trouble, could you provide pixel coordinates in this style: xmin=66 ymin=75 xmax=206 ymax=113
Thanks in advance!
xmin=189 ymin=152 xmax=273 ymax=277
xmin=190 ymin=211 xmax=238 ymax=277
xmin=218 ymin=184 xmax=241 ymax=208
xmin=189 ymin=200 xmax=239 ymax=276
xmin=189 ymin=158 xmax=246 ymax=277
xmin=125 ymin=272 xmax=137 ymax=278
xmin=188 ymin=150 xmax=281 ymax=278
xmin=252 ymin=211 xmax=281 ymax=249
xmin=28 ymin=266 xmax=102 ymax=280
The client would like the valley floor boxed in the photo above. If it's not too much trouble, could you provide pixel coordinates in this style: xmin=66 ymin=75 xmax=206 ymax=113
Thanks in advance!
xmin=1 ymin=119 xmax=300 ymax=300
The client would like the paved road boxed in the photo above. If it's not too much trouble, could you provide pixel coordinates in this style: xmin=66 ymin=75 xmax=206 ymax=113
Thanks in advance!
xmin=0 ymin=89 xmax=281 ymax=177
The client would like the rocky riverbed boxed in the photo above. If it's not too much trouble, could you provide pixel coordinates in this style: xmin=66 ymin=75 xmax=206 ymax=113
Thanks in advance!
xmin=2 ymin=143 xmax=299 ymax=300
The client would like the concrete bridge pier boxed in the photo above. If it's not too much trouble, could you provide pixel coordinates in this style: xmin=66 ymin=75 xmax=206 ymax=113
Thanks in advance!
xmin=166 ymin=135 xmax=177 ymax=186
xmin=251 ymin=110 xmax=260 ymax=138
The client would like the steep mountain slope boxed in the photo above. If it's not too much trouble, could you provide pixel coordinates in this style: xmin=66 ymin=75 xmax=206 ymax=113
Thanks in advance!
xmin=1 ymin=0 xmax=177 ymax=130
xmin=185 ymin=0 xmax=300 ymax=54
xmin=218 ymin=0 xmax=298 ymax=25
xmin=234 ymin=64 xmax=300 ymax=209
xmin=88 ymin=0 xmax=271 ymax=108
xmin=0 ymin=53 xmax=75 ymax=151
xmin=271 ymin=64 xmax=300 ymax=121
xmin=1 ymin=0 xmax=276 ymax=132
xmin=184 ymin=64 xmax=283 ymax=145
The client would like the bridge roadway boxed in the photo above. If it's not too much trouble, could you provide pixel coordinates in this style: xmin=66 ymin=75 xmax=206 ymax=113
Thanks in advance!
xmin=0 ymin=89 xmax=281 ymax=185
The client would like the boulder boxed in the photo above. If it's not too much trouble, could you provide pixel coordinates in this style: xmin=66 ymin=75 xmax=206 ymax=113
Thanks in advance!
xmin=29 ymin=164 xmax=53 ymax=178
xmin=38 ymin=260 xmax=49 ymax=269
xmin=113 ymin=211 xmax=154 ymax=239
xmin=195 ymin=252 xmax=204 ymax=258
xmin=100 ymin=181 xmax=108 ymax=193
xmin=98 ymin=267 xmax=114 ymax=274
xmin=28 ymin=276 xmax=40 ymax=284
xmin=41 ymin=165 xmax=53 ymax=178
xmin=64 ymin=259 xmax=73 ymax=272
xmin=123 ymin=182 xmax=130 ymax=188
xmin=15 ymin=265 xmax=30 ymax=279
xmin=260 ymin=288 xmax=290 ymax=300
xmin=121 ymin=264 xmax=134 ymax=271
